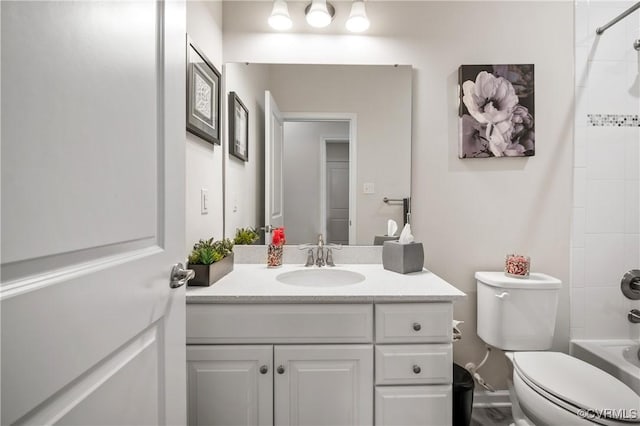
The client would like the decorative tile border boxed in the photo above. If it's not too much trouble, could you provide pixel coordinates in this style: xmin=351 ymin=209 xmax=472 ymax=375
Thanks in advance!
xmin=587 ymin=114 xmax=639 ymax=127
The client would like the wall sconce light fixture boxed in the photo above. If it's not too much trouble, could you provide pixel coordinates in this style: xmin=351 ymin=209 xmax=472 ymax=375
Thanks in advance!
xmin=268 ymin=0 xmax=369 ymax=32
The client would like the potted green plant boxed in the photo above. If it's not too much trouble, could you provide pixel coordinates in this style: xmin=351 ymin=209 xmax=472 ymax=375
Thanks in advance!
xmin=234 ymin=227 xmax=260 ymax=245
xmin=187 ymin=238 xmax=234 ymax=286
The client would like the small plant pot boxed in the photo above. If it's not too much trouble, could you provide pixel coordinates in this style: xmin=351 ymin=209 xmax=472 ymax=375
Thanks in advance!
xmin=188 ymin=253 xmax=234 ymax=286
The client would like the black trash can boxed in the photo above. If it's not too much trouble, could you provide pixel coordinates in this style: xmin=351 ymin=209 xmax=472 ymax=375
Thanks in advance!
xmin=452 ymin=363 xmax=474 ymax=426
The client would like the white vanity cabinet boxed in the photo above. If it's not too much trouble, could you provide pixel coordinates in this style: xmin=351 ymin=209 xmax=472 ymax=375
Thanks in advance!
xmin=186 ymin=345 xmax=273 ymax=426
xmin=274 ymin=345 xmax=373 ymax=425
xmin=186 ymin=304 xmax=374 ymax=426
xmin=186 ymin=301 xmax=455 ymax=426
xmin=373 ymin=303 xmax=453 ymax=426
xmin=186 ymin=344 xmax=372 ymax=426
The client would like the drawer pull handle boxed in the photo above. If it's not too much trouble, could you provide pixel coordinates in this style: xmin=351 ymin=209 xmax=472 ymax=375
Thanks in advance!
xmin=277 ymin=365 xmax=285 ymax=374
xmin=413 ymin=365 xmax=421 ymax=374
xmin=259 ymin=365 xmax=269 ymax=374
xmin=412 ymin=322 xmax=421 ymax=331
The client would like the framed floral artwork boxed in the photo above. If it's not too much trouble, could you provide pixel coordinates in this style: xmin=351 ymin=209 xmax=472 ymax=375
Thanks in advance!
xmin=458 ymin=64 xmax=534 ymax=158
xmin=228 ymin=92 xmax=249 ymax=162
xmin=186 ymin=36 xmax=221 ymax=145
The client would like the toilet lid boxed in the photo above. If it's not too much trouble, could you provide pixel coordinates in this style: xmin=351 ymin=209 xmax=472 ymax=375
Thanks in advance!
xmin=513 ymin=352 xmax=640 ymax=422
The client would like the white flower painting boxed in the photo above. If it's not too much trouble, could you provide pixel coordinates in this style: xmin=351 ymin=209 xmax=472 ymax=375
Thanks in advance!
xmin=458 ymin=65 xmax=535 ymax=158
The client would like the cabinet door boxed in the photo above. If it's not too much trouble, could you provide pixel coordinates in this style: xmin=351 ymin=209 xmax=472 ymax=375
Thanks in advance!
xmin=375 ymin=385 xmax=452 ymax=426
xmin=187 ymin=345 xmax=273 ymax=426
xmin=274 ymin=345 xmax=373 ymax=426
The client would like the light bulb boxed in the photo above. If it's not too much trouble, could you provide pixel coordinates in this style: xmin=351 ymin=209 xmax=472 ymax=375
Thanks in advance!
xmin=306 ymin=0 xmax=333 ymax=28
xmin=346 ymin=0 xmax=370 ymax=33
xmin=268 ymin=0 xmax=292 ymax=31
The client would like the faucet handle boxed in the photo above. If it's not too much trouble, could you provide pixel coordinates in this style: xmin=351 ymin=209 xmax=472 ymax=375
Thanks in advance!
xmin=325 ymin=249 xmax=335 ymax=267
xmin=325 ymin=243 xmax=342 ymax=250
xmin=305 ymin=249 xmax=315 ymax=267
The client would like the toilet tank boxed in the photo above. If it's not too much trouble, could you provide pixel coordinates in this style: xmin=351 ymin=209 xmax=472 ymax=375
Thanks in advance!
xmin=475 ymin=271 xmax=562 ymax=351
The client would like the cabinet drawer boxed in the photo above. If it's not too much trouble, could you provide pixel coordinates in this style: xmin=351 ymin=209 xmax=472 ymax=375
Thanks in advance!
xmin=187 ymin=304 xmax=373 ymax=344
xmin=375 ymin=303 xmax=452 ymax=343
xmin=375 ymin=385 xmax=452 ymax=426
xmin=375 ymin=344 xmax=452 ymax=385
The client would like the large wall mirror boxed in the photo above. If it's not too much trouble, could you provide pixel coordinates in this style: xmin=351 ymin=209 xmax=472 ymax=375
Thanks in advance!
xmin=224 ymin=64 xmax=412 ymax=246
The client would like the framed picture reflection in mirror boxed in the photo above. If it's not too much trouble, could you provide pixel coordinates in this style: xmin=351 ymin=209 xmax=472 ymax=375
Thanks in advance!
xmin=229 ymin=91 xmax=248 ymax=162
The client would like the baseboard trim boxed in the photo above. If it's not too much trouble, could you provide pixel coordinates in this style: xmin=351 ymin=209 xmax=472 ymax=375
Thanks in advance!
xmin=473 ymin=390 xmax=512 ymax=408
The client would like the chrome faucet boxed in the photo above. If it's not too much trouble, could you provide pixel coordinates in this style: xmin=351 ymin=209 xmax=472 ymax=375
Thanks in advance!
xmin=299 ymin=235 xmax=341 ymax=267
xmin=316 ymin=234 xmax=325 ymax=267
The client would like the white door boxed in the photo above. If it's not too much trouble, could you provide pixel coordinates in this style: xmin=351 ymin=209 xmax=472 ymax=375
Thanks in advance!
xmin=187 ymin=346 xmax=273 ymax=426
xmin=326 ymin=158 xmax=350 ymax=245
xmin=1 ymin=1 xmax=187 ymax=425
xmin=274 ymin=345 xmax=373 ymax=426
xmin=264 ymin=91 xmax=285 ymax=242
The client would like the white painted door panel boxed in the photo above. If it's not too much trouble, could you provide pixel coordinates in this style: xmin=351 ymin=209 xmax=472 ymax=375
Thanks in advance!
xmin=265 ymin=91 xmax=285 ymax=241
xmin=326 ymin=160 xmax=349 ymax=245
xmin=1 ymin=1 xmax=186 ymax=425
xmin=187 ymin=346 xmax=273 ymax=426
xmin=274 ymin=345 xmax=373 ymax=426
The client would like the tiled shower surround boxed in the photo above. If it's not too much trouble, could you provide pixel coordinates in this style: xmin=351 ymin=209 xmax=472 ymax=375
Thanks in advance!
xmin=572 ymin=0 xmax=640 ymax=341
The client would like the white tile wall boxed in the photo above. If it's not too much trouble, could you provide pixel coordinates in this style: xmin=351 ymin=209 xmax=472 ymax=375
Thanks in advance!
xmin=571 ymin=247 xmax=586 ymax=287
xmin=585 ymin=180 xmax=625 ymax=232
xmin=574 ymin=167 xmax=587 ymax=208
xmin=584 ymin=233 xmax=627 ymax=286
xmin=625 ymin=130 xmax=640 ymax=180
xmin=584 ymin=286 xmax=632 ymax=338
xmin=571 ymin=0 xmax=640 ymax=340
xmin=586 ymin=128 xmax=626 ymax=180
xmin=625 ymin=180 xmax=640 ymax=233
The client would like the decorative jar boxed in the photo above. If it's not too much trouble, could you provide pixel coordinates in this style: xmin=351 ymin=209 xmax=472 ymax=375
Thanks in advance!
xmin=505 ymin=254 xmax=530 ymax=278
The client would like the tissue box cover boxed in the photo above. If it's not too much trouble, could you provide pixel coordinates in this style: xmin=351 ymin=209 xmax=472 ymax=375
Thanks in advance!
xmin=382 ymin=241 xmax=424 ymax=274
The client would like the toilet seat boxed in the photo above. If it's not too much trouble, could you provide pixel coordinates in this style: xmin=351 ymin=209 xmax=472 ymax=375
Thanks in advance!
xmin=512 ymin=352 xmax=640 ymax=424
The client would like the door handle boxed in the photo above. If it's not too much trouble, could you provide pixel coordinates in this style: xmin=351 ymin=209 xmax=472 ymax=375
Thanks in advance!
xmin=170 ymin=263 xmax=195 ymax=288
xmin=260 ymin=225 xmax=273 ymax=234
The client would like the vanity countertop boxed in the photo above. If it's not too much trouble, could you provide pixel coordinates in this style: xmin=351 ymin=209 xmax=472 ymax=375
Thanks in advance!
xmin=186 ymin=264 xmax=466 ymax=303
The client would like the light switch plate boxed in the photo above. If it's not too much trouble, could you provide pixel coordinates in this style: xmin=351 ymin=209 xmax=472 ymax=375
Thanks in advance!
xmin=201 ymin=188 xmax=209 ymax=214
xmin=363 ymin=182 xmax=375 ymax=194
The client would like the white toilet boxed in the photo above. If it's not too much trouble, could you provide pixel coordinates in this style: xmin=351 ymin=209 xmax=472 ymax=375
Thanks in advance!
xmin=475 ymin=271 xmax=640 ymax=425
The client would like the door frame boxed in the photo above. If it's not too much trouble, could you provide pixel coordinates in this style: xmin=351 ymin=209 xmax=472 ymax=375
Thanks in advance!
xmin=281 ymin=112 xmax=357 ymax=245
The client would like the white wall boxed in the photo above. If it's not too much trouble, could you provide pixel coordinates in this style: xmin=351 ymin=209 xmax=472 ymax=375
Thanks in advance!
xmin=185 ymin=2 xmax=224 ymax=254
xmin=223 ymin=63 xmax=270 ymax=240
xmin=283 ymin=121 xmax=349 ymax=244
xmin=572 ymin=0 xmax=640 ymax=341
xmin=223 ymin=1 xmax=575 ymax=389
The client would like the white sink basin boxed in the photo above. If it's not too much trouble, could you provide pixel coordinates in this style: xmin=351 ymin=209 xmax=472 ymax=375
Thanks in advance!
xmin=276 ymin=269 xmax=366 ymax=287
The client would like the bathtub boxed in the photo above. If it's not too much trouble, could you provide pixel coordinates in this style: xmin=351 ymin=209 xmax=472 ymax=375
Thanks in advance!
xmin=571 ymin=339 xmax=640 ymax=395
